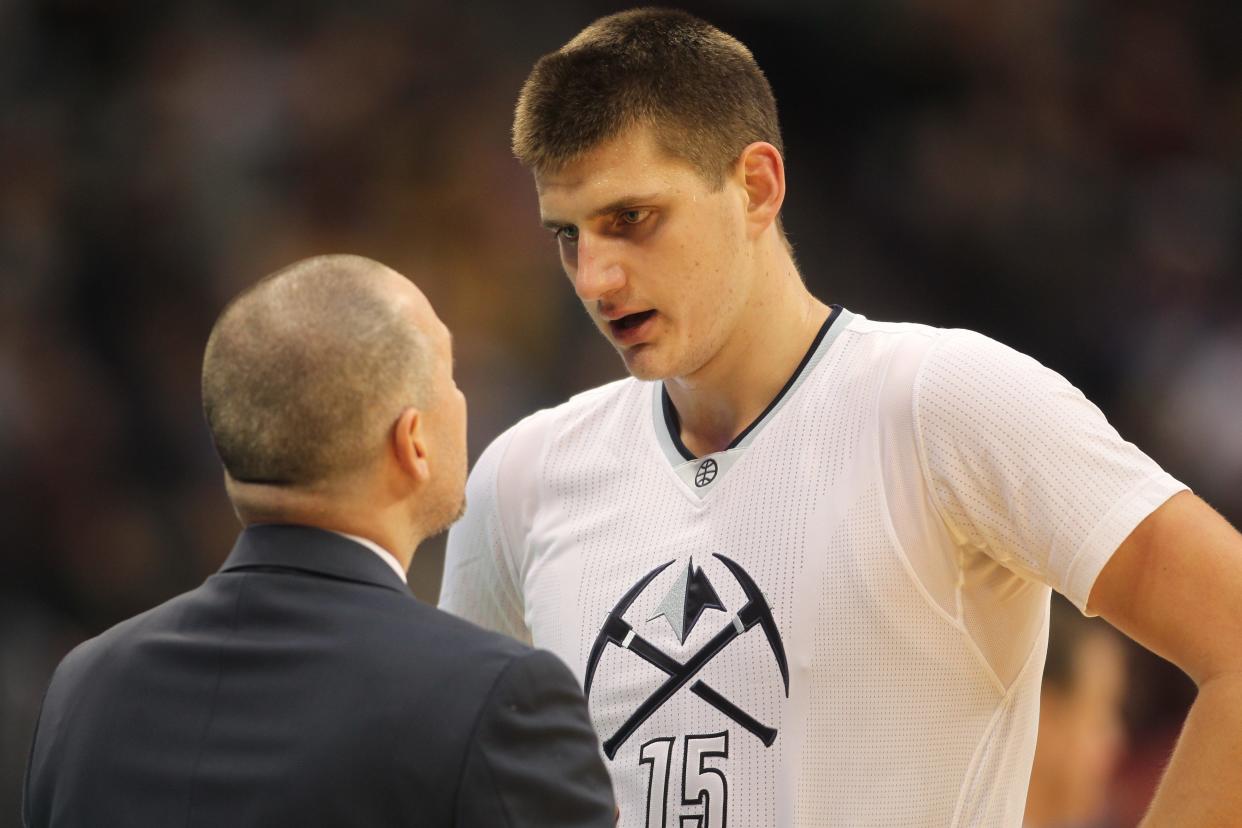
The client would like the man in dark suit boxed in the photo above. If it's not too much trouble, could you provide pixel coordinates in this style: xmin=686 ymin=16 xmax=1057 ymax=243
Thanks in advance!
xmin=23 ymin=254 xmax=616 ymax=827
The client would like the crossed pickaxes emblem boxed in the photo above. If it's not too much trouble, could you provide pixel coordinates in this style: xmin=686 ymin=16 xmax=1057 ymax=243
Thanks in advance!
xmin=584 ymin=553 xmax=790 ymax=759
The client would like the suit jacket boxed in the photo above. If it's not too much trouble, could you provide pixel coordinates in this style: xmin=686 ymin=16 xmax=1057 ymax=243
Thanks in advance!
xmin=23 ymin=524 xmax=615 ymax=827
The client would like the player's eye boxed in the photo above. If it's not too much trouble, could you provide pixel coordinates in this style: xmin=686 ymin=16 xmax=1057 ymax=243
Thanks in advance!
xmin=556 ymin=225 xmax=579 ymax=243
xmin=618 ymin=209 xmax=650 ymax=226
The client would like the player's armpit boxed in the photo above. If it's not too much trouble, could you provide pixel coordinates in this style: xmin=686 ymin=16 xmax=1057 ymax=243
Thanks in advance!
xmin=1088 ymin=490 xmax=1242 ymax=826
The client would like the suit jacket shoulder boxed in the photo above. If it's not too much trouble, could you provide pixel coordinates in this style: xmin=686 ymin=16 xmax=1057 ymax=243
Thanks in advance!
xmin=25 ymin=525 xmax=613 ymax=828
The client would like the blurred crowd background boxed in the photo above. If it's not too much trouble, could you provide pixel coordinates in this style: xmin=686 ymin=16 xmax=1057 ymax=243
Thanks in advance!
xmin=2 ymin=0 xmax=1239 ymax=825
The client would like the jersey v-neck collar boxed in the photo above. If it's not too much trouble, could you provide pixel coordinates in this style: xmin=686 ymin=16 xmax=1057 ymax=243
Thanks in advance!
xmin=651 ymin=305 xmax=853 ymax=497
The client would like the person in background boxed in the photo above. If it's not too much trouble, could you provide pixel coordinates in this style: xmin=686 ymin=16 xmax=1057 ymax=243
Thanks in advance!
xmin=1025 ymin=595 xmax=1128 ymax=828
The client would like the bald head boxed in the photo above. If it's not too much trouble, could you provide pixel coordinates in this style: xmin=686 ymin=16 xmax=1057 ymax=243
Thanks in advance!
xmin=202 ymin=255 xmax=431 ymax=488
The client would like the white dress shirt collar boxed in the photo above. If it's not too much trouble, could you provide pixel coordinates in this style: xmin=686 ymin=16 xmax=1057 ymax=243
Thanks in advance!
xmin=329 ymin=531 xmax=408 ymax=584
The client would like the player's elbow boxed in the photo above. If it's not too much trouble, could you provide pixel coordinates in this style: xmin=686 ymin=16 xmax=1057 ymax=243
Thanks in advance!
xmin=1184 ymin=649 xmax=1242 ymax=690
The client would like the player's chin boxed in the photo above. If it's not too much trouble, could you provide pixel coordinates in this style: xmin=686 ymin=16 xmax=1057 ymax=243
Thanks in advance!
xmin=618 ymin=343 xmax=674 ymax=382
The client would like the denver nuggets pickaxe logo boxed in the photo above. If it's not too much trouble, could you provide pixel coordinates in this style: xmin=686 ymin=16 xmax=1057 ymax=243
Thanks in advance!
xmin=583 ymin=554 xmax=790 ymax=759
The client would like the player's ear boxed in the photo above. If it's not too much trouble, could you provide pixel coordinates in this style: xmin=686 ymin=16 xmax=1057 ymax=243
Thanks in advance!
xmin=392 ymin=407 xmax=430 ymax=484
xmin=737 ymin=141 xmax=785 ymax=240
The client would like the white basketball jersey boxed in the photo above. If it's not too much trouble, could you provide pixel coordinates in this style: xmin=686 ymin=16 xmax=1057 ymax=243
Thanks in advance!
xmin=440 ymin=308 xmax=1185 ymax=827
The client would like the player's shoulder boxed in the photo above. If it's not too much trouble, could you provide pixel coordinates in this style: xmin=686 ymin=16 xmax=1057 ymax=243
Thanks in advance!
xmin=843 ymin=313 xmax=944 ymax=340
xmin=841 ymin=312 xmax=1026 ymax=377
xmin=829 ymin=312 xmax=1052 ymax=432
xmin=475 ymin=375 xmax=646 ymax=475
xmin=526 ymin=374 xmax=646 ymax=438
xmin=841 ymin=312 xmax=972 ymax=354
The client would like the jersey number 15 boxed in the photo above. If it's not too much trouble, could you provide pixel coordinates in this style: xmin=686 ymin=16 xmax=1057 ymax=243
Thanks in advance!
xmin=639 ymin=732 xmax=729 ymax=828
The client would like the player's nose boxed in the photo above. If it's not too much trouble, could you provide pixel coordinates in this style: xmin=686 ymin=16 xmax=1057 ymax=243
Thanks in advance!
xmin=572 ymin=237 xmax=626 ymax=303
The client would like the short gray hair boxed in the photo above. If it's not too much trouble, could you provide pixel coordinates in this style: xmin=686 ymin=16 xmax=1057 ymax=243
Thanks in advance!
xmin=202 ymin=255 xmax=429 ymax=486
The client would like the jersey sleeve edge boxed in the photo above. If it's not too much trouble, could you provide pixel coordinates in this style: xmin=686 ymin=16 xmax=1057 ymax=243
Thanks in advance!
xmin=1063 ymin=471 xmax=1189 ymax=615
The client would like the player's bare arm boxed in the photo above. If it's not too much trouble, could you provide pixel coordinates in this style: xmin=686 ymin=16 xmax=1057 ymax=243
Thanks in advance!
xmin=1089 ymin=492 xmax=1242 ymax=826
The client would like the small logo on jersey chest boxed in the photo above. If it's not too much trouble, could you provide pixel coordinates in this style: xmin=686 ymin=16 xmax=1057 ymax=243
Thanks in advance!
xmin=694 ymin=458 xmax=718 ymax=487
xmin=583 ymin=554 xmax=789 ymax=758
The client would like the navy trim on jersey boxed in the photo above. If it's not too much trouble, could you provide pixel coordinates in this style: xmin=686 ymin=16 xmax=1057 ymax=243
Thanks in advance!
xmin=661 ymin=305 xmax=845 ymax=461
xmin=662 ymin=386 xmax=697 ymax=461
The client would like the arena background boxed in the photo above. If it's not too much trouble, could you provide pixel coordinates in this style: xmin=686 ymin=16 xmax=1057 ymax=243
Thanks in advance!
xmin=2 ymin=1 xmax=1240 ymax=824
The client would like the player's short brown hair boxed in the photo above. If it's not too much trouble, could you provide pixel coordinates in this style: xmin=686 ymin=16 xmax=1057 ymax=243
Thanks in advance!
xmin=202 ymin=255 xmax=428 ymax=487
xmin=513 ymin=8 xmax=784 ymax=188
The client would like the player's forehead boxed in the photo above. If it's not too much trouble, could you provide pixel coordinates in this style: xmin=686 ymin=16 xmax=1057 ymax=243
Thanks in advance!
xmin=535 ymin=126 xmax=700 ymax=222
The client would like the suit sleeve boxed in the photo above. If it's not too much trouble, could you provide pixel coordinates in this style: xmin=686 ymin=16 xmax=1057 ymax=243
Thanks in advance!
xmin=455 ymin=648 xmax=615 ymax=827
xmin=441 ymin=416 xmax=546 ymax=643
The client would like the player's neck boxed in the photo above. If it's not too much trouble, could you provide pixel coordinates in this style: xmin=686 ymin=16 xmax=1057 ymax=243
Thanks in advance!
xmin=664 ymin=252 xmax=829 ymax=457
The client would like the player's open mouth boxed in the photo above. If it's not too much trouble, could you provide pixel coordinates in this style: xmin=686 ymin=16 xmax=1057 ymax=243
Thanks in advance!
xmin=609 ymin=310 xmax=657 ymax=344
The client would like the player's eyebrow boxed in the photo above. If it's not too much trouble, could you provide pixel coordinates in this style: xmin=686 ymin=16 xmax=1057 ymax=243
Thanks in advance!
xmin=541 ymin=192 xmax=661 ymax=229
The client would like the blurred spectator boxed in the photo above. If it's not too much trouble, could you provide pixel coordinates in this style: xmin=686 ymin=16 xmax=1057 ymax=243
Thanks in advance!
xmin=1025 ymin=596 xmax=1127 ymax=828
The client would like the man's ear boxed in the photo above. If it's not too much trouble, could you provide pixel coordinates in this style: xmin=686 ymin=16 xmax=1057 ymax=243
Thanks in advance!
xmin=736 ymin=141 xmax=786 ymax=239
xmin=392 ymin=407 xmax=430 ymax=484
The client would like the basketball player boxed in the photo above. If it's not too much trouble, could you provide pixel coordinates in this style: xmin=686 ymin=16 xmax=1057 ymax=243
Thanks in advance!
xmin=441 ymin=9 xmax=1242 ymax=826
